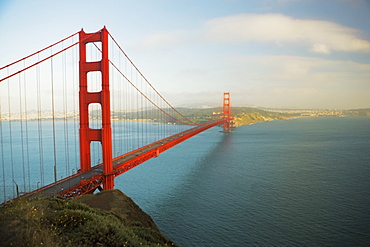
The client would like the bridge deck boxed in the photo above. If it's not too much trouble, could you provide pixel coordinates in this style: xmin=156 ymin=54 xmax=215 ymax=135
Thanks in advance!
xmin=12 ymin=119 xmax=226 ymax=201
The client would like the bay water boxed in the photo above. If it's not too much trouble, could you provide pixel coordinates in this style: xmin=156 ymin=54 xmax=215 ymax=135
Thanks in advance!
xmin=115 ymin=117 xmax=370 ymax=246
xmin=1 ymin=117 xmax=369 ymax=246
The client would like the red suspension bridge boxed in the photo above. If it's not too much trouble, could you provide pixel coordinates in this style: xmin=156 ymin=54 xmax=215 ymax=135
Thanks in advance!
xmin=0 ymin=27 xmax=233 ymax=204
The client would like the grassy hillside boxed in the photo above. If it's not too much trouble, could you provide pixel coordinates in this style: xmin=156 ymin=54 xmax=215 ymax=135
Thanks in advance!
xmin=109 ymin=107 xmax=299 ymax=126
xmin=230 ymin=107 xmax=299 ymax=126
xmin=177 ymin=107 xmax=299 ymax=126
xmin=0 ymin=190 xmax=177 ymax=247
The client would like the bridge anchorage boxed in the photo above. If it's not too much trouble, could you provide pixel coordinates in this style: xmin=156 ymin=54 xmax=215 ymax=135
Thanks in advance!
xmin=0 ymin=27 xmax=233 ymax=204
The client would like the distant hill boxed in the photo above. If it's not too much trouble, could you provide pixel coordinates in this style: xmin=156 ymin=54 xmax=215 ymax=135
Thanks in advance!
xmin=176 ymin=107 xmax=299 ymax=126
xmin=230 ymin=107 xmax=299 ymax=126
xmin=345 ymin=108 xmax=370 ymax=117
xmin=110 ymin=106 xmax=369 ymax=126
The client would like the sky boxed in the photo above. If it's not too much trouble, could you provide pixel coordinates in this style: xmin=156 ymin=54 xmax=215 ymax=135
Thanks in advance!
xmin=0 ymin=0 xmax=369 ymax=109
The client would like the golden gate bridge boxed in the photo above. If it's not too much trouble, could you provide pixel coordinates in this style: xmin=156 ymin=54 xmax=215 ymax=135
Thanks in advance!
xmin=0 ymin=27 xmax=232 ymax=204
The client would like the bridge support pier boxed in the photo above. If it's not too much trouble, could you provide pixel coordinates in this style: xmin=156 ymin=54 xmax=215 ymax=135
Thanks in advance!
xmin=79 ymin=27 xmax=114 ymax=190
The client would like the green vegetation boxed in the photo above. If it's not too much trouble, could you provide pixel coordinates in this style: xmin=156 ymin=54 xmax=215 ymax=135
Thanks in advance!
xmin=177 ymin=107 xmax=222 ymax=123
xmin=230 ymin=107 xmax=299 ymax=126
xmin=111 ymin=107 xmax=220 ymax=124
xmin=83 ymin=107 xmax=370 ymax=126
xmin=0 ymin=190 xmax=177 ymax=247
xmin=176 ymin=107 xmax=299 ymax=126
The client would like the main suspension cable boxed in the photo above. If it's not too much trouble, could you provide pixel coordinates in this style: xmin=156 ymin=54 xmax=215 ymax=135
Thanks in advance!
xmin=109 ymin=59 xmax=194 ymax=126
xmin=0 ymin=31 xmax=79 ymax=71
xmin=0 ymin=42 xmax=79 ymax=83
xmin=108 ymin=33 xmax=197 ymax=125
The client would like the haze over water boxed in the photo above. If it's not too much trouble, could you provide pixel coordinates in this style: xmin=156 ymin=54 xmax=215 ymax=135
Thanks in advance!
xmin=116 ymin=117 xmax=370 ymax=246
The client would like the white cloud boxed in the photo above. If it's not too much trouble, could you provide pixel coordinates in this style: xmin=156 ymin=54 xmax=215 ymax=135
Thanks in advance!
xmin=134 ymin=13 xmax=370 ymax=108
xmin=203 ymin=13 xmax=370 ymax=54
xmin=310 ymin=43 xmax=331 ymax=54
xmin=162 ymin=54 xmax=369 ymax=108
xmin=149 ymin=54 xmax=370 ymax=109
xmin=222 ymin=55 xmax=370 ymax=108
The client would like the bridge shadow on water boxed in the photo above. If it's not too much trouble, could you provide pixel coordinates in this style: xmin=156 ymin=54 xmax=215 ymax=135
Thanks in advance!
xmin=137 ymin=128 xmax=242 ymax=246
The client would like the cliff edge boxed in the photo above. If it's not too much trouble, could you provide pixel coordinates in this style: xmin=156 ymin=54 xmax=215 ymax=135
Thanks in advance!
xmin=0 ymin=189 xmax=177 ymax=246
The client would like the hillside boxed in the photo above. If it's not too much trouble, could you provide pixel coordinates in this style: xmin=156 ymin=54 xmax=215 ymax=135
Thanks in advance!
xmin=0 ymin=190 xmax=177 ymax=246
xmin=177 ymin=106 xmax=299 ymax=126
xmin=345 ymin=108 xmax=370 ymax=117
xmin=109 ymin=106 xmax=296 ymax=125
xmin=230 ymin=107 xmax=299 ymax=126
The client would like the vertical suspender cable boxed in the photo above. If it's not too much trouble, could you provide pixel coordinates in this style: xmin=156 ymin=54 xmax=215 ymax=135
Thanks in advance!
xmin=161 ymin=95 xmax=164 ymax=139
xmin=156 ymin=92 xmax=158 ymax=140
xmin=19 ymin=74 xmax=26 ymax=193
xmin=118 ymin=49 xmax=123 ymax=155
xmin=122 ymin=53 xmax=125 ymax=154
xmin=36 ymin=55 xmax=44 ymax=186
xmin=140 ymin=76 xmax=143 ymax=147
xmin=132 ymin=72 xmax=134 ymax=150
xmin=162 ymin=95 xmax=164 ymax=138
xmin=62 ymin=42 xmax=70 ymax=177
xmin=73 ymin=37 xmax=79 ymax=172
xmin=23 ymin=61 xmax=31 ymax=191
xmin=127 ymin=64 xmax=129 ymax=151
xmin=138 ymin=72 xmax=141 ymax=147
xmin=7 ymin=69 xmax=15 ymax=197
xmin=50 ymin=50 xmax=58 ymax=184
xmin=125 ymin=57 xmax=128 ymax=153
xmin=111 ymin=39 xmax=116 ymax=157
xmin=135 ymin=68 xmax=139 ymax=149
xmin=156 ymin=93 xmax=159 ymax=141
xmin=132 ymin=63 xmax=134 ymax=150
xmin=145 ymin=77 xmax=148 ymax=146
xmin=0 ymin=95 xmax=6 ymax=201
xmin=121 ymin=51 xmax=124 ymax=153
xmin=152 ymin=87 xmax=155 ymax=143
xmin=125 ymin=60 xmax=128 ymax=152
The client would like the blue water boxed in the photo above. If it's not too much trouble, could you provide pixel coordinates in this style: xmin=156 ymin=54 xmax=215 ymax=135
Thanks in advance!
xmin=115 ymin=117 xmax=370 ymax=246
xmin=1 ymin=117 xmax=370 ymax=245
xmin=0 ymin=120 xmax=190 ymax=200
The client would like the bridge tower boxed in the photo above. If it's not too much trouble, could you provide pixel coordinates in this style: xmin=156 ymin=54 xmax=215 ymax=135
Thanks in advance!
xmin=223 ymin=92 xmax=232 ymax=132
xmin=79 ymin=27 xmax=114 ymax=190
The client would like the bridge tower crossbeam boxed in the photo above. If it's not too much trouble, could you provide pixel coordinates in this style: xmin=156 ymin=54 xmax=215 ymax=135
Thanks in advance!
xmin=78 ymin=27 xmax=113 ymax=190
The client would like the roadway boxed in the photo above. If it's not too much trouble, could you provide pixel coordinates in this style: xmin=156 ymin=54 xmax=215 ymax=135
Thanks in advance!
xmin=17 ymin=119 xmax=225 ymax=200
